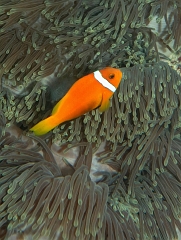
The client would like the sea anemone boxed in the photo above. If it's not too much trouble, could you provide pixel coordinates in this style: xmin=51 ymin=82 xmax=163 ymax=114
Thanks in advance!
xmin=1 ymin=0 xmax=181 ymax=239
xmin=0 ymin=116 xmax=139 ymax=240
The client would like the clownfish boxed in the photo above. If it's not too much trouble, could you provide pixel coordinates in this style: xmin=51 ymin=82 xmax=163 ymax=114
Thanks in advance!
xmin=30 ymin=67 xmax=122 ymax=135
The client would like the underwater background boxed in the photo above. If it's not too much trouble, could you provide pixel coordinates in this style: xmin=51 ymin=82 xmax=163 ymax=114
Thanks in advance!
xmin=0 ymin=0 xmax=181 ymax=239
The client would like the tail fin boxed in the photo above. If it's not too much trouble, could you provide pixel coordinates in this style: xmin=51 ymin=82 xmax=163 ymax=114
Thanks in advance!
xmin=30 ymin=116 xmax=59 ymax=136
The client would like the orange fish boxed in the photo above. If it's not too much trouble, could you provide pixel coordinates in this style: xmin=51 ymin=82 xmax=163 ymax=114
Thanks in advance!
xmin=30 ymin=67 xmax=122 ymax=135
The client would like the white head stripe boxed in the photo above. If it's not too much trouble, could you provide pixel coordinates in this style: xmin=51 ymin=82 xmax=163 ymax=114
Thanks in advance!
xmin=93 ymin=71 xmax=116 ymax=92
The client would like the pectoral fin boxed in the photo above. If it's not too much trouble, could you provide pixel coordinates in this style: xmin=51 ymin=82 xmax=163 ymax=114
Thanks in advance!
xmin=99 ymin=98 xmax=110 ymax=112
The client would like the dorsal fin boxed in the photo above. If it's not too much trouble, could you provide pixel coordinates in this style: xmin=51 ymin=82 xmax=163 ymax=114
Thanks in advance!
xmin=51 ymin=99 xmax=62 ymax=115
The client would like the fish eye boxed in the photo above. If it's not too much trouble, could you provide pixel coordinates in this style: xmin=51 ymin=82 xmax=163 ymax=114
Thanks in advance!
xmin=109 ymin=73 xmax=115 ymax=79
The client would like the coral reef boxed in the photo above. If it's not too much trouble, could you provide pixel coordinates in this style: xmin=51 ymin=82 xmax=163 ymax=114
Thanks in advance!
xmin=1 ymin=0 xmax=181 ymax=239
